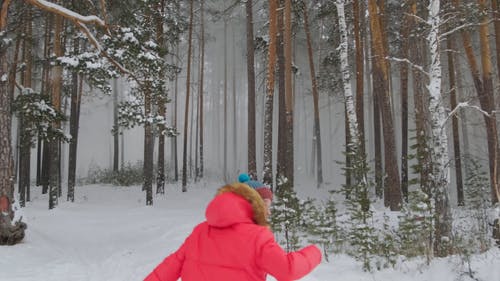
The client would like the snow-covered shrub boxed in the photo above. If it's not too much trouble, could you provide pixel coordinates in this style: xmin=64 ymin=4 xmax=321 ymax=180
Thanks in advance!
xmin=86 ymin=161 xmax=144 ymax=186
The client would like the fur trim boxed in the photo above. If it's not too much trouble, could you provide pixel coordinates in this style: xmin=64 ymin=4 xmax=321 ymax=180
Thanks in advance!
xmin=216 ymin=183 xmax=269 ymax=227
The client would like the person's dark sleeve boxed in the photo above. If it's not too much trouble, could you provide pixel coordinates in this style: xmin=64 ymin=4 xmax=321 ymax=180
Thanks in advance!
xmin=255 ymin=229 xmax=322 ymax=281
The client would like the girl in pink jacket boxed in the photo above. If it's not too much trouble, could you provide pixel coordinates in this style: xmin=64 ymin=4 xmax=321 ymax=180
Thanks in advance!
xmin=144 ymin=181 xmax=321 ymax=281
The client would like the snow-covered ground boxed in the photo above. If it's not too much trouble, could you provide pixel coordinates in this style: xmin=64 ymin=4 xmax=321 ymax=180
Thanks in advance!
xmin=1 ymin=182 xmax=499 ymax=281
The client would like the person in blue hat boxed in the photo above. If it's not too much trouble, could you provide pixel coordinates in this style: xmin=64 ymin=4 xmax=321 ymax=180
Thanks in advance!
xmin=238 ymin=173 xmax=273 ymax=218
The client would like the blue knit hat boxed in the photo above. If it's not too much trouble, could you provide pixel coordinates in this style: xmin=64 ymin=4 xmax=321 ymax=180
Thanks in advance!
xmin=238 ymin=173 xmax=273 ymax=200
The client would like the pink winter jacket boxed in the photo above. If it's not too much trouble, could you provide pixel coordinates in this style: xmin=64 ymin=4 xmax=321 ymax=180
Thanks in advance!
xmin=144 ymin=183 xmax=322 ymax=281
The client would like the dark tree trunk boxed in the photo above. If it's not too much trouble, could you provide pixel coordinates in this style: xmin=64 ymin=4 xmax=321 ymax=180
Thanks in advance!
xmin=182 ymin=0 xmax=194 ymax=192
xmin=368 ymin=0 xmax=402 ymax=210
xmin=303 ymin=5 xmax=323 ymax=188
xmin=155 ymin=2 xmax=166 ymax=194
xmin=263 ymin=0 xmax=278 ymax=187
xmin=277 ymin=0 xmax=287 ymax=187
xmin=446 ymin=36 xmax=464 ymax=206
xmin=143 ymin=85 xmax=154 ymax=205
xmin=283 ymin=0 xmax=294 ymax=188
xmin=113 ymin=78 xmax=119 ymax=172
xmin=246 ymin=0 xmax=257 ymax=178
xmin=198 ymin=0 xmax=205 ymax=180
xmin=353 ymin=0 xmax=365 ymax=155
xmin=399 ymin=1 xmax=410 ymax=202
xmin=67 ymin=39 xmax=81 ymax=202
xmin=1 ymin=3 xmax=27 ymax=241
xmin=18 ymin=28 xmax=28 ymax=207
xmin=36 ymin=136 xmax=42 ymax=186
xmin=49 ymin=13 xmax=64 ymax=210
xmin=345 ymin=105 xmax=352 ymax=193
xmin=41 ymin=138 xmax=50 ymax=194
xmin=223 ymin=19 xmax=228 ymax=182
xmin=173 ymin=47 xmax=179 ymax=182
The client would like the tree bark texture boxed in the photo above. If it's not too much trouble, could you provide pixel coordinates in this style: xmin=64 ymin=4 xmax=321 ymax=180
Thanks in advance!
xmin=368 ymin=0 xmax=402 ymax=210
xmin=49 ymin=12 xmax=64 ymax=209
xmin=303 ymin=4 xmax=323 ymax=188
xmin=263 ymin=0 xmax=278 ymax=187
xmin=446 ymin=36 xmax=464 ymax=206
xmin=283 ymin=0 xmax=294 ymax=188
xmin=246 ymin=0 xmax=257 ymax=178
xmin=277 ymin=0 xmax=287 ymax=187
xmin=181 ymin=0 xmax=194 ymax=191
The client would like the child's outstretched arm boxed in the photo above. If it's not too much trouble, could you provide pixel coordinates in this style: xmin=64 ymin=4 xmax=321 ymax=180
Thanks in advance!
xmin=256 ymin=229 xmax=322 ymax=281
xmin=144 ymin=243 xmax=186 ymax=281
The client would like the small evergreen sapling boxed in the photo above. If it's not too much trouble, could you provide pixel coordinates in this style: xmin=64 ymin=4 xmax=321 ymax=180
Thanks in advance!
xmin=305 ymin=193 xmax=340 ymax=262
xmin=270 ymin=187 xmax=303 ymax=252
xmin=463 ymin=159 xmax=491 ymax=252
xmin=398 ymin=190 xmax=433 ymax=260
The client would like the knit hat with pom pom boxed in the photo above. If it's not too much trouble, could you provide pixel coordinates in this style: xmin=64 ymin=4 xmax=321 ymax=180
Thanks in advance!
xmin=238 ymin=173 xmax=273 ymax=201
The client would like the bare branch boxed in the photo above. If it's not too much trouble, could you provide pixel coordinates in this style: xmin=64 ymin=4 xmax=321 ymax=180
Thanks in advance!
xmin=440 ymin=20 xmax=494 ymax=39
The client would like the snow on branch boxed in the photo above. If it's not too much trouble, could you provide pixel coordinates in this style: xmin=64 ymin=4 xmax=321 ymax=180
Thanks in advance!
xmin=442 ymin=102 xmax=492 ymax=129
xmin=25 ymin=0 xmax=106 ymax=27
xmin=25 ymin=0 xmax=137 ymax=82
xmin=440 ymin=20 xmax=494 ymax=39
xmin=386 ymin=56 xmax=429 ymax=77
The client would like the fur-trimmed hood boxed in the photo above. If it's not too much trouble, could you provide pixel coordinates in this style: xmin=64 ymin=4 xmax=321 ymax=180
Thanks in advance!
xmin=205 ymin=183 xmax=269 ymax=227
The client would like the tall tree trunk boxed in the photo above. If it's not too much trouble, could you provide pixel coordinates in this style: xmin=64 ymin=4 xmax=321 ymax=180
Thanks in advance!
xmin=492 ymin=0 xmax=500 ymax=83
xmin=198 ymin=0 xmax=205 ymax=180
xmin=157 ymin=96 xmax=165 ymax=194
xmin=223 ymin=18 xmax=228 ymax=182
xmin=263 ymin=0 xmax=278 ymax=187
xmin=453 ymin=0 xmax=500 ymax=206
xmin=182 ymin=0 xmax=194 ymax=192
xmin=427 ymin=0 xmax=452 ymax=256
xmin=19 ymin=7 xmax=33 ymax=206
xmin=283 ymin=0 xmax=294 ymax=188
xmin=277 ymin=0 xmax=286 ymax=188
xmin=68 ymin=66 xmax=82 ymax=203
xmin=478 ymin=0 xmax=500 ymax=205
xmin=143 ymin=84 xmax=154 ymax=205
xmin=368 ymin=0 xmax=402 ymax=210
xmin=368 ymin=30 xmax=383 ymax=199
xmin=399 ymin=1 xmax=411 ymax=202
xmin=408 ymin=1 xmax=432 ymax=196
xmin=353 ymin=0 xmax=365 ymax=154
xmin=345 ymin=106 xmax=352 ymax=191
xmin=0 ymin=0 xmax=27 ymax=245
xmin=156 ymin=2 xmax=166 ymax=194
xmin=113 ymin=78 xmax=119 ymax=172
xmin=246 ymin=0 xmax=257 ymax=178
xmin=303 ymin=4 xmax=323 ymax=188
xmin=446 ymin=35 xmax=464 ymax=206
xmin=173 ymin=46 xmax=179 ymax=182
xmin=232 ymin=25 xmax=237 ymax=176
xmin=39 ymin=13 xmax=52 ymax=192
xmin=49 ymin=13 xmax=63 ymax=210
